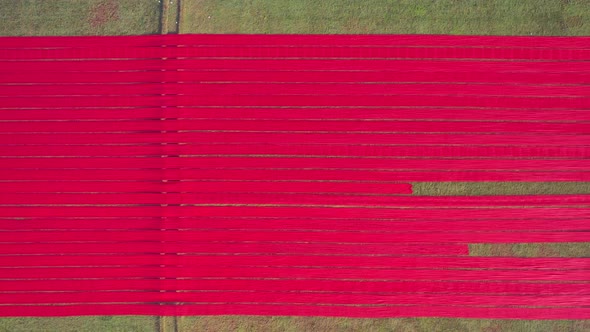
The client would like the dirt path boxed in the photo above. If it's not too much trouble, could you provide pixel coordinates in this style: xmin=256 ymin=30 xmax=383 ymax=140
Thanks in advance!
xmin=160 ymin=0 xmax=180 ymax=34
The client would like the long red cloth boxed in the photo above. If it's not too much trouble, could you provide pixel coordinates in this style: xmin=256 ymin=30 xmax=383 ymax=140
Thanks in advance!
xmin=0 ymin=34 xmax=588 ymax=318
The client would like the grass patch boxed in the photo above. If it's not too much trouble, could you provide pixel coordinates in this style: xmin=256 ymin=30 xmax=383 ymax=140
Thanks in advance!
xmin=0 ymin=316 xmax=158 ymax=332
xmin=471 ymin=242 xmax=590 ymax=257
xmin=413 ymin=182 xmax=590 ymax=196
xmin=178 ymin=316 xmax=590 ymax=332
xmin=180 ymin=0 xmax=590 ymax=35
xmin=0 ymin=0 xmax=160 ymax=36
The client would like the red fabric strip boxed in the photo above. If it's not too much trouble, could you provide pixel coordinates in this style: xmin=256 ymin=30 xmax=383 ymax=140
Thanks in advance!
xmin=7 ymin=266 xmax=588 ymax=282
xmin=1 ymin=217 xmax=587 ymax=232
xmin=0 ymin=279 xmax=586 ymax=295
xmin=5 ymin=132 xmax=585 ymax=146
xmin=1 ymin=34 xmax=589 ymax=48
xmin=0 ymin=291 xmax=587 ymax=307
xmin=0 ymin=242 xmax=467 ymax=255
xmin=2 ymin=193 xmax=588 ymax=207
xmin=1 ymin=46 xmax=588 ymax=60
xmin=2 ymin=82 xmax=588 ymax=97
xmin=1 ymin=94 xmax=587 ymax=109
xmin=2 ymin=108 xmax=589 ymax=122
xmin=1 ymin=144 xmax=588 ymax=159
xmin=1 ymin=70 xmax=587 ymax=85
xmin=2 ymin=169 xmax=587 ymax=182
xmin=3 ymin=59 xmax=589 ymax=75
xmin=0 ymin=206 xmax=588 ymax=218
xmin=1 ymin=230 xmax=586 ymax=244
xmin=0 ymin=254 xmax=586 ymax=269
xmin=2 ymin=119 xmax=587 ymax=134
xmin=0 ymin=181 xmax=411 ymax=195
xmin=0 ymin=304 xmax=587 ymax=319
xmin=0 ymin=181 xmax=164 ymax=193
xmin=1 ymin=157 xmax=588 ymax=171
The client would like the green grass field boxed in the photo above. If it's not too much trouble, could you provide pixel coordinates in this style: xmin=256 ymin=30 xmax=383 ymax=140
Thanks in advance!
xmin=0 ymin=0 xmax=160 ymax=36
xmin=0 ymin=0 xmax=588 ymax=331
xmin=180 ymin=0 xmax=590 ymax=35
